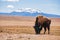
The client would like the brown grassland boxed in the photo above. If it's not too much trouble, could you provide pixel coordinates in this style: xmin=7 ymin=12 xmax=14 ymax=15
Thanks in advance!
xmin=0 ymin=15 xmax=60 ymax=40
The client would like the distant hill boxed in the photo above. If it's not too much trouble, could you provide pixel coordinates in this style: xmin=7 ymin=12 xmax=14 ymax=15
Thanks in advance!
xmin=0 ymin=8 xmax=60 ymax=18
xmin=0 ymin=11 xmax=60 ymax=18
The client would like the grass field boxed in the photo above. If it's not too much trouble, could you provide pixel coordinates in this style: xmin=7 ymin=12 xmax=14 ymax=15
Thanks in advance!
xmin=0 ymin=16 xmax=60 ymax=40
xmin=0 ymin=26 xmax=60 ymax=36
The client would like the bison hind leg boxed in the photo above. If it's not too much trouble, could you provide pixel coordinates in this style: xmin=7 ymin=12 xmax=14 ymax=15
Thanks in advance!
xmin=47 ymin=26 xmax=50 ymax=34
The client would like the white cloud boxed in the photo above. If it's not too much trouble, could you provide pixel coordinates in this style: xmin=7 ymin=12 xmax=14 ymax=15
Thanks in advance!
xmin=7 ymin=5 xmax=14 ymax=8
xmin=2 ymin=0 xmax=19 ymax=2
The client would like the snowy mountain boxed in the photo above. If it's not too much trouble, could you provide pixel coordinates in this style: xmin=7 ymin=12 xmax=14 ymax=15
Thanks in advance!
xmin=15 ymin=8 xmax=41 ymax=13
xmin=0 ymin=8 xmax=60 ymax=18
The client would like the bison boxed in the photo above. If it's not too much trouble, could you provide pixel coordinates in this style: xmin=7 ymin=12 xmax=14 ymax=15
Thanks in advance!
xmin=34 ymin=16 xmax=51 ymax=34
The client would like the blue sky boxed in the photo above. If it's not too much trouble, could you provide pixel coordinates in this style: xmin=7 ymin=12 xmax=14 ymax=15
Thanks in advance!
xmin=0 ymin=0 xmax=60 ymax=15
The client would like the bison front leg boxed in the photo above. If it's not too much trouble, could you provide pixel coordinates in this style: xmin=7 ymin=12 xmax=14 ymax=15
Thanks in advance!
xmin=44 ymin=27 xmax=46 ymax=34
xmin=39 ymin=26 xmax=42 ymax=34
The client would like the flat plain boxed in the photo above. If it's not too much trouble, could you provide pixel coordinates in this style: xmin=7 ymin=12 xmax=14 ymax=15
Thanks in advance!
xmin=0 ymin=15 xmax=60 ymax=40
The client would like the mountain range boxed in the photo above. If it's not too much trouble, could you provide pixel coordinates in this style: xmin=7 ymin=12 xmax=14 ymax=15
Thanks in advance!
xmin=0 ymin=8 xmax=60 ymax=18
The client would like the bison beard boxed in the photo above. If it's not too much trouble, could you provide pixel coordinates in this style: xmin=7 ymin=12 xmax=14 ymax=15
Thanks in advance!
xmin=34 ymin=16 xmax=51 ymax=34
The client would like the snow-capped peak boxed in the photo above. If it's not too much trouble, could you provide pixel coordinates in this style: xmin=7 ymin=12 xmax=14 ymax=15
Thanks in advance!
xmin=15 ymin=8 xmax=41 ymax=13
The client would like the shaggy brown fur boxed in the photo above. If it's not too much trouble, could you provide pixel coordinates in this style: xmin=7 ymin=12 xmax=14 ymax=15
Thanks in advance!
xmin=34 ymin=16 xmax=51 ymax=34
xmin=37 ymin=16 xmax=50 ymax=25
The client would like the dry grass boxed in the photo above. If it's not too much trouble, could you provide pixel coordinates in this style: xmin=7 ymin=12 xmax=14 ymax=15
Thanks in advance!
xmin=0 ymin=26 xmax=60 ymax=36
xmin=0 ymin=16 xmax=60 ymax=40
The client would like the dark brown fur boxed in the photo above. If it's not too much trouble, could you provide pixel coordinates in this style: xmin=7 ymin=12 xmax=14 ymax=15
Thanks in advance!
xmin=34 ymin=16 xmax=51 ymax=34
